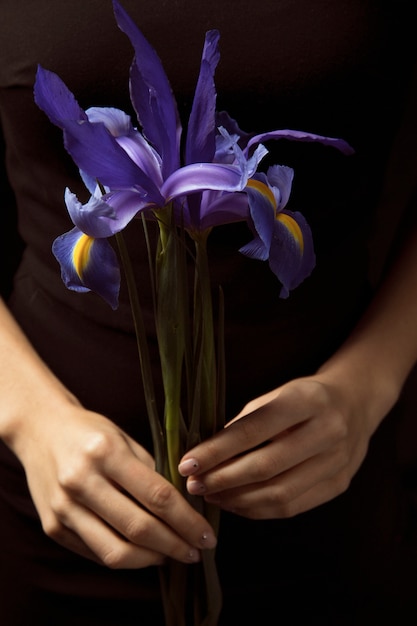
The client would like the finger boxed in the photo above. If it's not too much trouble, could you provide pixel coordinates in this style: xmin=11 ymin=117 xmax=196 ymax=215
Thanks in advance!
xmin=47 ymin=523 xmax=105 ymax=565
xmin=179 ymin=381 xmax=321 ymax=476
xmin=103 ymin=455 xmax=218 ymax=551
xmin=186 ymin=410 xmax=345 ymax=496
xmin=204 ymin=449 xmax=349 ymax=519
xmin=54 ymin=499 xmax=165 ymax=569
xmin=74 ymin=473 xmax=202 ymax=564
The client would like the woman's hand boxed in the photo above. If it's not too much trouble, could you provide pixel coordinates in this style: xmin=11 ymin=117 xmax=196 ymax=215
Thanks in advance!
xmin=0 ymin=299 xmax=216 ymax=569
xmin=179 ymin=374 xmax=378 ymax=519
xmin=17 ymin=401 xmax=217 ymax=568
xmin=179 ymin=228 xmax=417 ymax=519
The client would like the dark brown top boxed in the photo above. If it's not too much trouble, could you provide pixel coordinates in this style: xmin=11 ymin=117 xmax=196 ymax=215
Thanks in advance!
xmin=1 ymin=1 xmax=416 ymax=623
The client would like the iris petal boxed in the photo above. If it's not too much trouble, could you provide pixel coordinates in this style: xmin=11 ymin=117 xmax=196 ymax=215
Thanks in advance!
xmin=52 ymin=227 xmax=120 ymax=309
xmin=245 ymin=179 xmax=275 ymax=250
xmin=63 ymin=119 xmax=163 ymax=201
xmin=161 ymin=162 xmax=246 ymax=200
xmin=86 ymin=107 xmax=163 ymax=183
xmin=186 ymin=30 xmax=220 ymax=165
xmin=269 ymin=210 xmax=315 ymax=297
xmin=239 ymin=235 xmax=269 ymax=262
xmin=34 ymin=66 xmax=87 ymax=128
xmin=64 ymin=188 xmax=140 ymax=238
xmin=113 ymin=0 xmax=181 ymax=176
xmin=245 ymin=129 xmax=354 ymax=157
xmin=198 ymin=191 xmax=249 ymax=230
xmin=86 ymin=107 xmax=132 ymax=137
xmin=266 ymin=165 xmax=294 ymax=210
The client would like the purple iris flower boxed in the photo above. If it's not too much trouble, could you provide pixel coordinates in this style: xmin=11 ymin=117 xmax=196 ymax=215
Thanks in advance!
xmin=34 ymin=4 xmax=258 ymax=307
xmin=34 ymin=0 xmax=353 ymax=307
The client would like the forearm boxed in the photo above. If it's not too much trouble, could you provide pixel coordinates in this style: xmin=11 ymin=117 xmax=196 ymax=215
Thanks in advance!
xmin=317 ymin=226 xmax=417 ymax=433
xmin=0 ymin=297 xmax=79 ymax=452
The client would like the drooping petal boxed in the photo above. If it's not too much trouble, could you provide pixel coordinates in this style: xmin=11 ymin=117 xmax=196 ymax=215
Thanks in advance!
xmin=186 ymin=30 xmax=220 ymax=165
xmin=268 ymin=210 xmax=315 ymax=298
xmin=52 ymin=227 xmax=120 ymax=309
xmin=245 ymin=177 xmax=276 ymax=251
xmin=239 ymin=235 xmax=269 ymax=262
xmin=113 ymin=0 xmax=181 ymax=176
xmin=64 ymin=188 xmax=140 ymax=237
xmin=245 ymin=128 xmax=354 ymax=156
xmin=34 ymin=66 xmax=87 ymax=127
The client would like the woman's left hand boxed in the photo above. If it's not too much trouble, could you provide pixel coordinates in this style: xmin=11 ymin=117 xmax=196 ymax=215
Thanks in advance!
xmin=178 ymin=374 xmax=387 ymax=519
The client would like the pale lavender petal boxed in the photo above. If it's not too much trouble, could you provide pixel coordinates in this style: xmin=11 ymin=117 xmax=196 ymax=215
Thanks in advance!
xmin=161 ymin=162 xmax=246 ymax=200
xmin=266 ymin=165 xmax=294 ymax=210
xmin=65 ymin=188 xmax=140 ymax=237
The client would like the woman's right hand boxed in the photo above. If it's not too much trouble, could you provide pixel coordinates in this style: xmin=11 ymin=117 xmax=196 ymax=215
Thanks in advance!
xmin=0 ymin=299 xmax=216 ymax=569
xmin=14 ymin=400 xmax=217 ymax=568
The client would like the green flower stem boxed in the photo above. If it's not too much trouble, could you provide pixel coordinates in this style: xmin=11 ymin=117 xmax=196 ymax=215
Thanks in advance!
xmin=115 ymin=231 xmax=164 ymax=472
xmin=156 ymin=206 xmax=188 ymax=490
xmin=190 ymin=232 xmax=218 ymax=446
xmin=190 ymin=232 xmax=223 ymax=625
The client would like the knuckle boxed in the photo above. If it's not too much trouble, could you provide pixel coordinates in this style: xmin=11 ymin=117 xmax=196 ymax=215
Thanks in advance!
xmin=57 ymin=461 xmax=88 ymax=494
xmin=57 ymin=432 xmax=117 ymax=494
xmin=50 ymin=491 xmax=72 ymax=522
xmin=273 ymin=481 xmax=297 ymax=509
xmin=83 ymin=430 xmax=115 ymax=461
xmin=124 ymin=516 xmax=152 ymax=544
xmin=334 ymin=470 xmax=351 ymax=495
xmin=329 ymin=410 xmax=349 ymax=441
xmin=238 ymin=416 xmax=263 ymax=444
xmin=101 ymin=547 xmax=126 ymax=570
xmin=251 ymin=453 xmax=279 ymax=481
xmin=41 ymin=513 xmax=63 ymax=539
xmin=147 ymin=481 xmax=174 ymax=514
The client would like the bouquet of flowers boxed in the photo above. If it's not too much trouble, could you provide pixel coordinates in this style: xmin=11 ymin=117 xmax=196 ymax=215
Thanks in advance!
xmin=34 ymin=2 xmax=352 ymax=624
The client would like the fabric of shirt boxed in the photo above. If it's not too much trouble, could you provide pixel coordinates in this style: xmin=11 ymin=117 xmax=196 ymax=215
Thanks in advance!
xmin=1 ymin=1 xmax=417 ymax=624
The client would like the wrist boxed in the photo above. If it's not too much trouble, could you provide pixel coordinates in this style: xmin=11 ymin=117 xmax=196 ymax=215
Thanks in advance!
xmin=315 ymin=340 xmax=400 ymax=437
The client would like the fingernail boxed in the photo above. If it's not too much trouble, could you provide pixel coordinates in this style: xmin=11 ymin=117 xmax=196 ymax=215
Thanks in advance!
xmin=200 ymin=531 xmax=217 ymax=550
xmin=178 ymin=458 xmax=199 ymax=476
xmin=187 ymin=480 xmax=206 ymax=495
xmin=186 ymin=549 xmax=201 ymax=563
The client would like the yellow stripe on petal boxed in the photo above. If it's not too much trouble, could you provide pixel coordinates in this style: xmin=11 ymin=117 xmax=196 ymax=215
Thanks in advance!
xmin=277 ymin=213 xmax=304 ymax=253
xmin=72 ymin=233 xmax=94 ymax=279
xmin=246 ymin=178 xmax=276 ymax=207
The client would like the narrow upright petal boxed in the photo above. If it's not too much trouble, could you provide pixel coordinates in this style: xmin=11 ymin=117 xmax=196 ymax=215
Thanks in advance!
xmin=113 ymin=0 xmax=181 ymax=176
xmin=186 ymin=30 xmax=221 ymax=165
